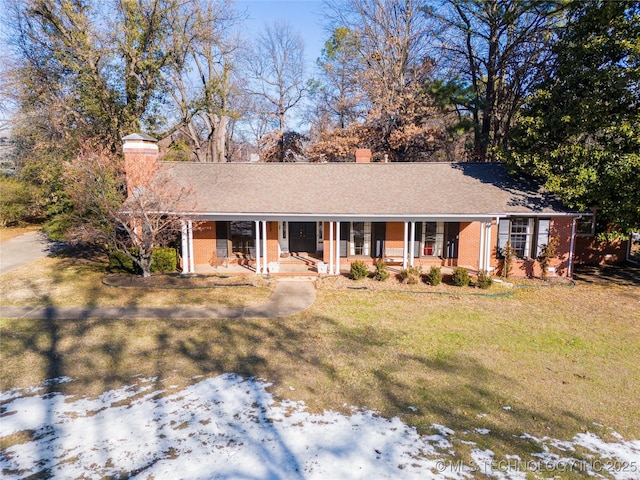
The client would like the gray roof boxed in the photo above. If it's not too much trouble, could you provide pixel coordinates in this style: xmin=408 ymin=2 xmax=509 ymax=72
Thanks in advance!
xmin=123 ymin=133 xmax=157 ymax=142
xmin=156 ymin=162 xmax=571 ymax=220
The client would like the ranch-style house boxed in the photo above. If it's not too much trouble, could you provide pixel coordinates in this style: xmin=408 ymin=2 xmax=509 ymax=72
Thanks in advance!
xmin=122 ymin=133 xmax=594 ymax=278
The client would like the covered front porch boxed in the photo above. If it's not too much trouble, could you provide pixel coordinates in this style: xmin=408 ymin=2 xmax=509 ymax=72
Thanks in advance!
xmin=179 ymin=217 xmax=498 ymax=277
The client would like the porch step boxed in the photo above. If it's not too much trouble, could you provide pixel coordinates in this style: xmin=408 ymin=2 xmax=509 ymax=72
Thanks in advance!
xmin=270 ymin=272 xmax=319 ymax=281
xmin=279 ymin=255 xmax=319 ymax=267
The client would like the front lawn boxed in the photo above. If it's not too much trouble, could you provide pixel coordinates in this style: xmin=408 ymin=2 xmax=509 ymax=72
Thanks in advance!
xmin=1 ymin=255 xmax=639 ymax=478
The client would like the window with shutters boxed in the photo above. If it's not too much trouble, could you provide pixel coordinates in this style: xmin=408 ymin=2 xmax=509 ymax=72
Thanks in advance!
xmin=497 ymin=218 xmax=549 ymax=259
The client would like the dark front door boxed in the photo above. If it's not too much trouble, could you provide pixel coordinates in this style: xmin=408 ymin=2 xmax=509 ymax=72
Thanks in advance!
xmin=289 ymin=222 xmax=317 ymax=253
xmin=372 ymin=222 xmax=386 ymax=258
xmin=445 ymin=222 xmax=460 ymax=259
xmin=216 ymin=221 xmax=230 ymax=258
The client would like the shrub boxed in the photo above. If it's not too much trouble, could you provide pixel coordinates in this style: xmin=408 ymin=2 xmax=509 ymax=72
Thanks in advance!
xmin=0 ymin=177 xmax=46 ymax=227
xmin=476 ymin=270 xmax=492 ymax=289
xmin=427 ymin=266 xmax=442 ymax=286
xmin=537 ymin=236 xmax=559 ymax=281
xmin=108 ymin=249 xmax=139 ymax=274
xmin=400 ymin=266 xmax=422 ymax=285
xmin=373 ymin=260 xmax=390 ymax=281
xmin=350 ymin=260 xmax=369 ymax=280
xmin=501 ymin=240 xmax=515 ymax=278
xmin=151 ymin=247 xmax=178 ymax=273
xmin=452 ymin=267 xmax=470 ymax=287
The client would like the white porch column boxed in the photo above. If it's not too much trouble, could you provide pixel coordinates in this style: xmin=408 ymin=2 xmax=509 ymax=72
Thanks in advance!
xmin=485 ymin=221 xmax=492 ymax=273
xmin=403 ymin=222 xmax=409 ymax=270
xmin=409 ymin=221 xmax=416 ymax=267
xmin=181 ymin=220 xmax=189 ymax=275
xmin=255 ymin=220 xmax=261 ymax=274
xmin=329 ymin=221 xmax=335 ymax=275
xmin=336 ymin=221 xmax=341 ymax=275
xmin=187 ymin=220 xmax=195 ymax=274
xmin=478 ymin=221 xmax=486 ymax=272
xmin=262 ymin=220 xmax=268 ymax=271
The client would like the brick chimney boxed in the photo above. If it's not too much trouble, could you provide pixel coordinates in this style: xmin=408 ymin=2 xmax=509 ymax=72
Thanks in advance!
xmin=122 ymin=133 xmax=159 ymax=195
xmin=355 ymin=148 xmax=372 ymax=163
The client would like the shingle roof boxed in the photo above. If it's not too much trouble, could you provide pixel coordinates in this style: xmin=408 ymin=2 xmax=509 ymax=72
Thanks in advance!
xmin=156 ymin=161 xmax=571 ymax=220
xmin=122 ymin=133 xmax=157 ymax=142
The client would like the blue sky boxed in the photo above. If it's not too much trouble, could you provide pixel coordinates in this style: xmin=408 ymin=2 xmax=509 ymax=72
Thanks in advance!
xmin=236 ymin=0 xmax=327 ymax=74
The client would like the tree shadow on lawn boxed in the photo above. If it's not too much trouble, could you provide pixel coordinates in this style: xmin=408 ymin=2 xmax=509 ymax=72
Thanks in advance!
xmin=573 ymin=264 xmax=640 ymax=287
xmin=0 ymin=308 xmax=616 ymax=479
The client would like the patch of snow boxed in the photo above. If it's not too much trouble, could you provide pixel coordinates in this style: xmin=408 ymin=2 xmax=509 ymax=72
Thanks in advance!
xmin=1 ymin=375 xmax=638 ymax=480
xmin=0 ymin=376 xmax=71 ymax=402
xmin=0 ymin=375 xmax=472 ymax=480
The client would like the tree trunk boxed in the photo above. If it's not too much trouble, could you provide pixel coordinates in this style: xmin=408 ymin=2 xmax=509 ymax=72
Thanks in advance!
xmin=213 ymin=115 xmax=228 ymax=162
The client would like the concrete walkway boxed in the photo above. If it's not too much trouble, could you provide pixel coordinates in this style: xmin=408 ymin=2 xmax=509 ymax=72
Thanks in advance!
xmin=0 ymin=279 xmax=317 ymax=320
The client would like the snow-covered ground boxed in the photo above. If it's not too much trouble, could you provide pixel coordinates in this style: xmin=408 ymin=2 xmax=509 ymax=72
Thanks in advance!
xmin=1 ymin=374 xmax=638 ymax=479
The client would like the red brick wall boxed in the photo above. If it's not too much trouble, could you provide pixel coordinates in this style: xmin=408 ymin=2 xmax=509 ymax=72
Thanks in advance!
xmin=574 ymin=237 xmax=628 ymax=265
xmin=488 ymin=220 xmax=499 ymax=272
xmin=502 ymin=217 xmax=574 ymax=278
xmin=193 ymin=221 xmax=216 ymax=265
xmin=123 ymin=148 xmax=158 ymax=196
xmin=457 ymin=222 xmax=481 ymax=270
xmin=385 ymin=222 xmax=405 ymax=249
xmin=322 ymin=222 xmax=331 ymax=263
xmin=266 ymin=221 xmax=280 ymax=262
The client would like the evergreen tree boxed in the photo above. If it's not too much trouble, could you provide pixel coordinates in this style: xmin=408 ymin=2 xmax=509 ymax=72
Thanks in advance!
xmin=507 ymin=1 xmax=640 ymax=231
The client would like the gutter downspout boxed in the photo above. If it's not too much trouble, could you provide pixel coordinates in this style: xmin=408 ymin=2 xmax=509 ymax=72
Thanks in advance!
xmin=568 ymin=216 xmax=578 ymax=278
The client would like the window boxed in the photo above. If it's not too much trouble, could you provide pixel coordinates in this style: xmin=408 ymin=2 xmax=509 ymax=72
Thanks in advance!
xmin=423 ymin=222 xmax=444 ymax=256
xmin=510 ymin=219 xmax=532 ymax=257
xmin=576 ymin=215 xmax=595 ymax=236
xmin=535 ymin=219 xmax=550 ymax=257
xmin=348 ymin=222 xmax=371 ymax=256
xmin=498 ymin=218 xmax=548 ymax=259
xmin=230 ymin=221 xmax=255 ymax=255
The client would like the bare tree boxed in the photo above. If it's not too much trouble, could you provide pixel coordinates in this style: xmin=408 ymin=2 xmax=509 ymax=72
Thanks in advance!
xmin=243 ymin=21 xmax=307 ymax=137
xmin=65 ymin=143 xmax=192 ymax=277
xmin=164 ymin=0 xmax=243 ymax=162
xmin=324 ymin=0 xmax=437 ymax=115
xmin=313 ymin=0 xmax=461 ymax=162
xmin=430 ymin=0 xmax=563 ymax=160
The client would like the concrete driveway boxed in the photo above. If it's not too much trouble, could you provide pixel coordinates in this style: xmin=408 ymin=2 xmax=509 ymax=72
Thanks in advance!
xmin=0 ymin=231 xmax=56 ymax=275
xmin=0 ymin=231 xmax=317 ymax=319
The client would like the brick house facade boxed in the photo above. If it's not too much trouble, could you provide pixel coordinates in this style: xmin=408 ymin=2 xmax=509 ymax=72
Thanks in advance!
xmin=122 ymin=134 xmax=581 ymax=278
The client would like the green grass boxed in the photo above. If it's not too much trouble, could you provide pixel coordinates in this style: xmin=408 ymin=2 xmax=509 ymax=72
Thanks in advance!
xmin=1 ymin=256 xmax=639 ymax=479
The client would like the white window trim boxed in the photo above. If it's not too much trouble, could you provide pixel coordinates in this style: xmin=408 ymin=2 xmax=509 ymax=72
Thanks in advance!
xmin=576 ymin=214 xmax=596 ymax=237
xmin=498 ymin=218 xmax=548 ymax=259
